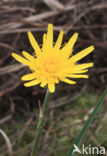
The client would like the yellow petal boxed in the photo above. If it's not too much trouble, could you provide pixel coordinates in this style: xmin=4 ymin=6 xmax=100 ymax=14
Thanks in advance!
xmin=70 ymin=46 xmax=95 ymax=62
xmin=47 ymin=24 xmax=53 ymax=48
xmin=21 ymin=73 xmax=36 ymax=81
xmin=42 ymin=33 xmax=47 ymax=52
xmin=22 ymin=51 xmax=36 ymax=62
xmin=12 ymin=53 xmax=30 ymax=65
xmin=40 ymin=81 xmax=47 ymax=87
xmin=55 ymin=31 xmax=63 ymax=49
xmin=54 ymin=78 xmax=59 ymax=84
xmin=24 ymin=79 xmax=40 ymax=87
xmin=48 ymin=83 xmax=55 ymax=93
xmin=61 ymin=78 xmax=76 ymax=84
xmin=61 ymin=32 xmax=79 ymax=58
xmin=27 ymin=31 xmax=41 ymax=56
xmin=68 ymin=74 xmax=89 ymax=78
xmin=73 ymin=63 xmax=94 ymax=71
xmin=71 ymin=69 xmax=88 ymax=74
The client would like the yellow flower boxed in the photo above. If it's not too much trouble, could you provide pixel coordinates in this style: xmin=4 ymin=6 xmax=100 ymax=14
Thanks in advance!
xmin=12 ymin=24 xmax=94 ymax=93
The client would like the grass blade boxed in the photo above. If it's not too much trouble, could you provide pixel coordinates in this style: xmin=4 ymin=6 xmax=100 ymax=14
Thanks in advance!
xmin=66 ymin=88 xmax=107 ymax=156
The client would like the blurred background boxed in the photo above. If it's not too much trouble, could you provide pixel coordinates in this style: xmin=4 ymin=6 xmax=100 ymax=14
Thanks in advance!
xmin=0 ymin=0 xmax=107 ymax=156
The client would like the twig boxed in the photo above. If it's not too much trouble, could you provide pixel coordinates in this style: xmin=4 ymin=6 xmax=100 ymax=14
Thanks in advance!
xmin=0 ymin=129 xmax=13 ymax=156
xmin=0 ymin=5 xmax=75 ymax=30
xmin=50 ymin=84 xmax=87 ymax=109
xmin=0 ymin=64 xmax=25 ymax=75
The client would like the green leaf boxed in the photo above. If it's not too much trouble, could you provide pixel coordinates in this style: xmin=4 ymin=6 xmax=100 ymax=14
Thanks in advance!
xmin=66 ymin=88 xmax=107 ymax=156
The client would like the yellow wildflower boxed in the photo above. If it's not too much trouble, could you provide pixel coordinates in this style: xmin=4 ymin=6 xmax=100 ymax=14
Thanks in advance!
xmin=12 ymin=24 xmax=94 ymax=93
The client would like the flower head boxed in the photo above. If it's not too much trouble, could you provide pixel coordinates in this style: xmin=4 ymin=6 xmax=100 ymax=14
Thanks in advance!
xmin=12 ymin=24 xmax=94 ymax=93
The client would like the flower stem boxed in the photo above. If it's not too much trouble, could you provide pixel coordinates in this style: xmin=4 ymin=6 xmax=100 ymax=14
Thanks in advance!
xmin=31 ymin=89 xmax=51 ymax=156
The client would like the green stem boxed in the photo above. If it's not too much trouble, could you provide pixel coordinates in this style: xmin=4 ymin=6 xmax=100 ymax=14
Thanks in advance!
xmin=31 ymin=89 xmax=51 ymax=156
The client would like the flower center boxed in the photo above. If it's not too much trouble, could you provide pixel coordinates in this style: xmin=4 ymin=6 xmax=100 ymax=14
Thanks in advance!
xmin=44 ymin=61 xmax=59 ymax=74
